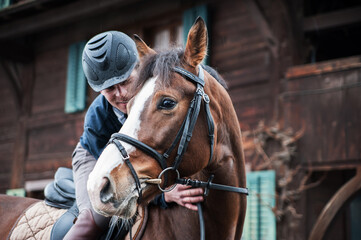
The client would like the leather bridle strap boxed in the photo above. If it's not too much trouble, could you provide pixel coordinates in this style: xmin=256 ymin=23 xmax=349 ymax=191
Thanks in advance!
xmin=108 ymin=137 xmax=143 ymax=202
xmin=110 ymin=133 xmax=166 ymax=170
xmin=173 ymin=66 xmax=215 ymax=166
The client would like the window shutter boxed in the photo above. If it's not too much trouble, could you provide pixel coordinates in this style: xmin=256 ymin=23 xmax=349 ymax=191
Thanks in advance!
xmin=6 ymin=188 xmax=26 ymax=197
xmin=350 ymin=193 xmax=361 ymax=240
xmin=65 ymin=41 xmax=86 ymax=113
xmin=0 ymin=0 xmax=11 ymax=9
xmin=243 ymin=170 xmax=276 ymax=240
xmin=182 ymin=4 xmax=209 ymax=64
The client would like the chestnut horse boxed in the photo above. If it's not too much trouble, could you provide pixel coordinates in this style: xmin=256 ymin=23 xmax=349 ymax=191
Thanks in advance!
xmin=0 ymin=194 xmax=40 ymax=237
xmin=0 ymin=18 xmax=247 ymax=240
xmin=87 ymin=18 xmax=247 ymax=239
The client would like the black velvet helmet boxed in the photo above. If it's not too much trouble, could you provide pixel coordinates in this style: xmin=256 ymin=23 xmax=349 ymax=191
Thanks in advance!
xmin=82 ymin=31 xmax=138 ymax=92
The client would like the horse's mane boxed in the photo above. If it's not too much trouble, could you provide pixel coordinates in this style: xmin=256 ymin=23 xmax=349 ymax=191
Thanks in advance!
xmin=131 ymin=48 xmax=228 ymax=94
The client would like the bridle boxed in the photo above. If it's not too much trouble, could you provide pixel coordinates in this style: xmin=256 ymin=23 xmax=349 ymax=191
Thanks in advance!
xmin=107 ymin=65 xmax=248 ymax=240
xmin=108 ymin=65 xmax=216 ymax=197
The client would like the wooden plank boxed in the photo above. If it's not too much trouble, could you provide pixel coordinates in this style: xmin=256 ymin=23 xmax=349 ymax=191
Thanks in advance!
xmin=27 ymin=121 xmax=79 ymax=158
xmin=286 ymin=55 xmax=361 ymax=79
xmin=223 ymin=65 xmax=270 ymax=88
xmin=213 ymin=41 xmax=268 ymax=67
xmin=212 ymin=34 xmax=264 ymax=53
xmin=32 ymin=47 xmax=68 ymax=114
xmin=304 ymin=161 xmax=361 ymax=171
xmin=25 ymin=178 xmax=53 ymax=192
xmin=243 ymin=0 xmax=279 ymax=58
xmin=10 ymin=119 xmax=27 ymax=189
xmin=303 ymin=6 xmax=361 ymax=32
xmin=283 ymin=67 xmax=361 ymax=166
xmin=234 ymin=99 xmax=272 ymax=128
xmin=25 ymin=158 xmax=72 ymax=177
xmin=10 ymin=61 xmax=34 ymax=189
xmin=0 ymin=0 xmax=183 ymax=40
xmin=0 ymin=74 xmax=18 ymax=126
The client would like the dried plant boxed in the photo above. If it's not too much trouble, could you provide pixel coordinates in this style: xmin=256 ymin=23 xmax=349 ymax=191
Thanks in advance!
xmin=242 ymin=120 xmax=325 ymax=224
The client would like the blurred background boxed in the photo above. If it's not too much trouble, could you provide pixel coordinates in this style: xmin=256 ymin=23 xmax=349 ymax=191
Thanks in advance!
xmin=0 ymin=0 xmax=360 ymax=239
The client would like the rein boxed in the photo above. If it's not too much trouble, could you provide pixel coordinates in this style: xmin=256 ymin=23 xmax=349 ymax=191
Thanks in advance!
xmin=107 ymin=65 xmax=248 ymax=240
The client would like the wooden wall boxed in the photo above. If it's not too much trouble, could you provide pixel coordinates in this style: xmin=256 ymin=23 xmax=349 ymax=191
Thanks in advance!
xmin=0 ymin=65 xmax=18 ymax=193
xmin=0 ymin=0 xmax=194 ymax=193
xmin=284 ymin=56 xmax=361 ymax=169
xmin=0 ymin=0 xmax=302 ymax=196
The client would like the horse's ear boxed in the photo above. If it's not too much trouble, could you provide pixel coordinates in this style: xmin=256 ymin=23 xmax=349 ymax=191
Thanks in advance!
xmin=133 ymin=34 xmax=156 ymax=58
xmin=183 ymin=17 xmax=208 ymax=68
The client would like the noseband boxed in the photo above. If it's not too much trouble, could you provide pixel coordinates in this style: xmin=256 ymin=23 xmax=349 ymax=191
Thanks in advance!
xmin=107 ymin=65 xmax=248 ymax=239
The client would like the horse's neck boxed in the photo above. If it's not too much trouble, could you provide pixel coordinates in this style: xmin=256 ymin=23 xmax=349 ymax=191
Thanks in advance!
xmin=143 ymin=75 xmax=246 ymax=239
xmin=207 ymin=74 xmax=245 ymax=180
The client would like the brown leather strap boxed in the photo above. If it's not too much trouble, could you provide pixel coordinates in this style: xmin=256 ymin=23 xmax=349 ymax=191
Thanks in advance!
xmin=125 ymin=206 xmax=148 ymax=240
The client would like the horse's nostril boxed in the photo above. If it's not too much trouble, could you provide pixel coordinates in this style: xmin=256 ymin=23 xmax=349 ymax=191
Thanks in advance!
xmin=100 ymin=177 xmax=114 ymax=204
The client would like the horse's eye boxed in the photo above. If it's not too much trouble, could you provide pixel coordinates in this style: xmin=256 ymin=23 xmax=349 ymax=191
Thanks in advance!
xmin=158 ymin=98 xmax=177 ymax=110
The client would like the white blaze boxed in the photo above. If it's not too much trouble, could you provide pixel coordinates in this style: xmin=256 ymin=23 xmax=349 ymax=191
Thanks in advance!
xmin=88 ymin=77 xmax=157 ymax=192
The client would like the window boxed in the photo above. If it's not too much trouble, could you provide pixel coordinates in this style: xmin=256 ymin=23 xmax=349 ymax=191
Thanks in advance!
xmin=144 ymin=4 xmax=209 ymax=65
xmin=145 ymin=20 xmax=183 ymax=50
xmin=303 ymin=0 xmax=361 ymax=62
xmin=243 ymin=170 xmax=276 ymax=240
xmin=65 ymin=41 xmax=86 ymax=113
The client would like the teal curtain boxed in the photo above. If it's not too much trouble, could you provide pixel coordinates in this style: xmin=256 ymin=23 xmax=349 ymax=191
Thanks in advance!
xmin=65 ymin=41 xmax=86 ymax=113
xmin=243 ymin=170 xmax=276 ymax=240
xmin=182 ymin=4 xmax=209 ymax=65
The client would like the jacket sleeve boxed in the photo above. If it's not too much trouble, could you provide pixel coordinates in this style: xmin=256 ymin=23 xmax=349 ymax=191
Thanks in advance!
xmin=151 ymin=193 xmax=170 ymax=209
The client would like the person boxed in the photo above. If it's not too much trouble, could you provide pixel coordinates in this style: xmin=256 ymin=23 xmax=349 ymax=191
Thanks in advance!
xmin=64 ymin=31 xmax=204 ymax=239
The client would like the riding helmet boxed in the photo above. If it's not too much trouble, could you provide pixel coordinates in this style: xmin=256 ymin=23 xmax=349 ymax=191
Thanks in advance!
xmin=82 ymin=31 xmax=139 ymax=92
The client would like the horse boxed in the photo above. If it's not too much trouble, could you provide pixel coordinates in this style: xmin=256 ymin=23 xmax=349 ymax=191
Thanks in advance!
xmin=0 ymin=18 xmax=247 ymax=240
xmin=0 ymin=194 xmax=40 ymax=236
xmin=87 ymin=17 xmax=247 ymax=240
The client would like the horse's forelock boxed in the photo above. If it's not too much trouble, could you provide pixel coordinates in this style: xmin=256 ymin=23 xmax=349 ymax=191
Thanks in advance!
xmin=153 ymin=48 xmax=183 ymax=86
xmin=133 ymin=48 xmax=184 ymax=90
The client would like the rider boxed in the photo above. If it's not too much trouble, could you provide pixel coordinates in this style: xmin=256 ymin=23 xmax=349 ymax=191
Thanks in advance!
xmin=64 ymin=31 xmax=204 ymax=239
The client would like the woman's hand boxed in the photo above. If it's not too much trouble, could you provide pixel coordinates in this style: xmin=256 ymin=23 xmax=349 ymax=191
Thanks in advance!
xmin=164 ymin=185 xmax=204 ymax=211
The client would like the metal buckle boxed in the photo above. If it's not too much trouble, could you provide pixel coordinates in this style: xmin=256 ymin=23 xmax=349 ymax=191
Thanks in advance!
xmin=196 ymin=87 xmax=204 ymax=96
xmin=203 ymin=93 xmax=210 ymax=103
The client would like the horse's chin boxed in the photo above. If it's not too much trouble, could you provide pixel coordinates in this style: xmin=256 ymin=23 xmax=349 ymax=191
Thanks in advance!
xmin=91 ymin=194 xmax=138 ymax=220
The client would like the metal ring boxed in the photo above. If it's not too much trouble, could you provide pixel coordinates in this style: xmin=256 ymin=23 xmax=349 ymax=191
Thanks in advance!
xmin=157 ymin=167 xmax=180 ymax=192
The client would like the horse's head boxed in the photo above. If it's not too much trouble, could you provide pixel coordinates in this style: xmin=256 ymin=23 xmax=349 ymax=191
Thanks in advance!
xmin=87 ymin=18 xmax=228 ymax=219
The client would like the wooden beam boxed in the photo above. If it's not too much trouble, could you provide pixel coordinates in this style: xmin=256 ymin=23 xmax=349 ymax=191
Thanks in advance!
xmin=0 ymin=61 xmax=21 ymax=109
xmin=309 ymin=167 xmax=361 ymax=240
xmin=286 ymin=55 xmax=361 ymax=79
xmin=25 ymin=179 xmax=53 ymax=192
xmin=244 ymin=0 xmax=279 ymax=58
xmin=0 ymin=0 xmax=144 ymax=40
xmin=303 ymin=6 xmax=361 ymax=32
xmin=10 ymin=62 xmax=35 ymax=189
